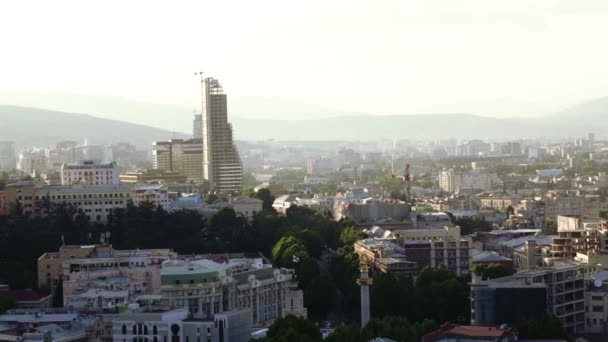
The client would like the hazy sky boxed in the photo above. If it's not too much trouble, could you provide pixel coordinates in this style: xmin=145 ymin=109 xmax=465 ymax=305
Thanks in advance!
xmin=2 ymin=0 xmax=608 ymax=117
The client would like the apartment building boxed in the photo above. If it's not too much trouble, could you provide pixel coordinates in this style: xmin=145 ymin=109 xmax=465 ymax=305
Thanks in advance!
xmin=17 ymin=149 xmax=47 ymax=175
xmin=438 ymin=169 xmax=499 ymax=193
xmin=543 ymin=191 xmax=600 ymax=222
xmin=471 ymin=262 xmax=586 ymax=334
xmin=160 ymin=257 xmax=306 ymax=326
xmin=353 ymin=238 xmax=417 ymax=277
xmin=112 ymin=307 xmax=252 ymax=342
xmin=479 ymin=195 xmax=520 ymax=212
xmin=0 ymin=141 xmax=16 ymax=170
xmin=37 ymin=245 xmax=176 ymax=290
xmin=545 ymin=216 xmax=606 ymax=266
xmin=61 ymin=160 xmax=120 ymax=186
xmin=152 ymin=139 xmax=204 ymax=183
xmin=134 ymin=184 xmax=172 ymax=211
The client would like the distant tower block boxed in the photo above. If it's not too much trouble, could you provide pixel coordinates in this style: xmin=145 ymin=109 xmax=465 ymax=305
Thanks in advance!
xmin=357 ymin=255 xmax=373 ymax=327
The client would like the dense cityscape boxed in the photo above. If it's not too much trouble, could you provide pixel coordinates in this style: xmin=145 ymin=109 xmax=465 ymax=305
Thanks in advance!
xmin=1 ymin=72 xmax=607 ymax=342
xmin=4 ymin=2 xmax=608 ymax=342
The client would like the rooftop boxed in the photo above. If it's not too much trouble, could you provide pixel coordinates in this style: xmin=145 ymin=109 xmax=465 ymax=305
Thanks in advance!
xmin=62 ymin=161 xmax=117 ymax=170
xmin=1 ymin=290 xmax=51 ymax=302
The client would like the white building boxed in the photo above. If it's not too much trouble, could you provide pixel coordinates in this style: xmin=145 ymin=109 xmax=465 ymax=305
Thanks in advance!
xmin=438 ymin=168 xmax=498 ymax=193
xmin=61 ymin=161 xmax=120 ymax=186
xmin=17 ymin=149 xmax=48 ymax=175
xmin=134 ymin=184 xmax=172 ymax=210
xmin=35 ymin=184 xmax=132 ymax=223
xmin=0 ymin=141 xmax=16 ymax=171
xmin=231 ymin=197 xmax=263 ymax=221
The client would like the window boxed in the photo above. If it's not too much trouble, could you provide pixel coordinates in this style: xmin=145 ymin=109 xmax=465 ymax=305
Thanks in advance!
xmin=153 ymin=326 xmax=157 ymax=335
xmin=122 ymin=325 xmax=127 ymax=335
xmin=593 ymin=305 xmax=603 ymax=312
xmin=592 ymin=296 xmax=603 ymax=301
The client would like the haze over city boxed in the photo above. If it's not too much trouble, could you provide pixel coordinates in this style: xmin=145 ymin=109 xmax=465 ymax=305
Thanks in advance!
xmin=3 ymin=2 xmax=608 ymax=342
xmin=2 ymin=0 xmax=608 ymax=129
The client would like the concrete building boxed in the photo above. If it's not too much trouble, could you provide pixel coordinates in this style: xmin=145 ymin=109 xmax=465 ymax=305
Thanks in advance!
xmin=34 ymin=184 xmax=132 ymax=222
xmin=134 ymin=185 xmax=172 ymax=211
xmin=438 ymin=169 xmax=499 ymax=193
xmin=120 ymin=170 xmax=187 ymax=185
xmin=200 ymin=77 xmax=242 ymax=193
xmin=61 ymin=161 xmax=120 ymax=186
xmin=471 ymin=262 xmax=586 ymax=334
xmin=193 ymin=113 xmax=203 ymax=140
xmin=37 ymin=245 xmax=176 ymax=290
xmin=543 ymin=191 xmax=600 ymax=222
xmin=159 ymin=257 xmax=305 ymax=326
xmin=354 ymin=238 xmax=417 ymax=277
xmin=152 ymin=139 xmax=204 ymax=183
xmin=545 ymin=216 xmax=606 ymax=266
xmin=112 ymin=307 xmax=252 ymax=342
xmin=230 ymin=198 xmax=262 ymax=221
xmin=17 ymin=149 xmax=47 ymax=175
xmin=0 ymin=312 xmax=93 ymax=342
xmin=357 ymin=225 xmax=472 ymax=276
xmin=4 ymin=181 xmax=132 ymax=222
xmin=0 ymin=141 xmax=16 ymax=171
xmin=334 ymin=200 xmax=410 ymax=225
xmin=479 ymin=195 xmax=519 ymax=212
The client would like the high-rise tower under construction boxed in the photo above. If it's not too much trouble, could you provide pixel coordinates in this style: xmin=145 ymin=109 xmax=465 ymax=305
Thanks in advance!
xmin=200 ymin=76 xmax=243 ymax=193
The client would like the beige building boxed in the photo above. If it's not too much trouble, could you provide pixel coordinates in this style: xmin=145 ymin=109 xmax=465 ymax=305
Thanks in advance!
xmin=480 ymin=195 xmax=520 ymax=212
xmin=160 ymin=257 xmax=305 ymax=325
xmin=231 ymin=197 xmax=263 ymax=221
xmin=152 ymin=139 xmax=204 ymax=183
xmin=37 ymin=245 xmax=176 ymax=290
xmin=134 ymin=184 xmax=172 ymax=210
xmin=543 ymin=191 xmax=600 ymax=222
xmin=200 ymin=77 xmax=243 ymax=193
xmin=545 ymin=216 xmax=606 ymax=266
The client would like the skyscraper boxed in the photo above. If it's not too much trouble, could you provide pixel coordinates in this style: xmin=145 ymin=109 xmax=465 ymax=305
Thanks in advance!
xmin=200 ymin=77 xmax=242 ymax=193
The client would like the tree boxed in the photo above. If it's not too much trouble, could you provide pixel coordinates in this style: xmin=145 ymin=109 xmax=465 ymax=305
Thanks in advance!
xmin=471 ymin=263 xmax=515 ymax=280
xmin=205 ymin=193 xmax=218 ymax=204
xmin=272 ymin=236 xmax=309 ymax=267
xmin=254 ymin=188 xmax=275 ymax=212
xmin=327 ymin=317 xmax=438 ymax=342
xmin=257 ymin=315 xmax=322 ymax=342
xmin=52 ymin=279 xmax=64 ymax=307
xmin=517 ymin=315 xmax=571 ymax=341
xmin=295 ymin=256 xmax=321 ymax=290
xmin=0 ymin=296 xmax=16 ymax=314
xmin=304 ymin=274 xmax=337 ymax=321
xmin=544 ymin=220 xmax=557 ymax=235
xmin=339 ymin=225 xmax=366 ymax=246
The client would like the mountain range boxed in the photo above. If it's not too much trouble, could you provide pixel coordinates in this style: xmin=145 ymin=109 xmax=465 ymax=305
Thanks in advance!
xmin=0 ymin=93 xmax=607 ymax=149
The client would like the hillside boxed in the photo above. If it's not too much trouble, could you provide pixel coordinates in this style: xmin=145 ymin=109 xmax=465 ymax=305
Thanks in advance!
xmin=0 ymin=105 xmax=186 ymax=149
xmin=546 ymin=96 xmax=608 ymax=127
xmin=231 ymin=114 xmax=569 ymax=141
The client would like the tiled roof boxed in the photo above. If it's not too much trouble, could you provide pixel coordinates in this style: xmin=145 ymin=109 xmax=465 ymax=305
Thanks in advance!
xmin=1 ymin=290 xmax=51 ymax=302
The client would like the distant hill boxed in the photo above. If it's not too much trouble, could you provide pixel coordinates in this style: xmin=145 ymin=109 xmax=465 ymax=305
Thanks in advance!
xmin=1 ymin=94 xmax=608 ymax=145
xmin=230 ymin=114 xmax=571 ymax=141
xmin=0 ymin=105 xmax=186 ymax=149
xmin=0 ymin=92 xmax=361 ymax=132
xmin=546 ymin=96 xmax=608 ymax=127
